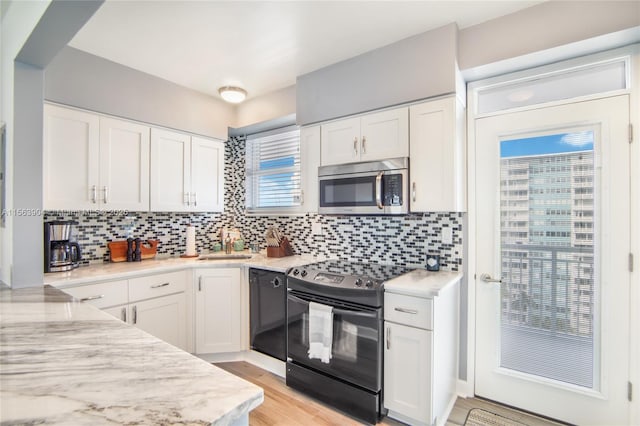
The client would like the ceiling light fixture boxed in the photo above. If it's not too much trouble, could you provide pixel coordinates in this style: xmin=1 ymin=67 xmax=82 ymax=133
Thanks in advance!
xmin=218 ymin=86 xmax=247 ymax=103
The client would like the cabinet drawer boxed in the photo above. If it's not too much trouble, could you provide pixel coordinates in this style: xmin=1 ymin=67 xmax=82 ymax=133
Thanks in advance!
xmin=384 ymin=293 xmax=433 ymax=330
xmin=129 ymin=270 xmax=187 ymax=302
xmin=64 ymin=280 xmax=128 ymax=309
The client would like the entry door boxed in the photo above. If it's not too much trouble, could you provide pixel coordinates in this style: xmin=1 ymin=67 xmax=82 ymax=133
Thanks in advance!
xmin=474 ymin=96 xmax=630 ymax=424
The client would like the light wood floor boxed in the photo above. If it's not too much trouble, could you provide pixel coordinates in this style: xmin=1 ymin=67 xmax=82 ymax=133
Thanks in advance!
xmin=216 ymin=361 xmax=563 ymax=426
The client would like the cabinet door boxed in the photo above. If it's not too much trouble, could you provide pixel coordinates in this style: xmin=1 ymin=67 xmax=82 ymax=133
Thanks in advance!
xmin=132 ymin=293 xmax=188 ymax=351
xmin=384 ymin=322 xmax=433 ymax=424
xmin=320 ymin=117 xmax=360 ymax=166
xmin=103 ymin=304 xmax=128 ymax=322
xmin=300 ymin=125 xmax=321 ymax=212
xmin=195 ymin=268 xmax=241 ymax=354
xmin=99 ymin=117 xmax=150 ymax=211
xmin=150 ymin=128 xmax=191 ymax=212
xmin=359 ymin=107 xmax=408 ymax=162
xmin=190 ymin=137 xmax=224 ymax=212
xmin=409 ymin=97 xmax=465 ymax=212
xmin=43 ymin=104 xmax=99 ymax=210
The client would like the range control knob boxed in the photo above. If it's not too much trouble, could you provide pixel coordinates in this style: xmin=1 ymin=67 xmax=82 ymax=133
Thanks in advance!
xmin=292 ymin=269 xmax=299 ymax=276
xmin=300 ymin=270 xmax=308 ymax=277
xmin=354 ymin=278 xmax=363 ymax=287
xmin=365 ymin=280 xmax=374 ymax=288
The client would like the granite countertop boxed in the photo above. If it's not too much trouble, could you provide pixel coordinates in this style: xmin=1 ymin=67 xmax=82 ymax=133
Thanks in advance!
xmin=0 ymin=285 xmax=263 ymax=425
xmin=45 ymin=251 xmax=323 ymax=288
xmin=383 ymin=269 xmax=463 ymax=298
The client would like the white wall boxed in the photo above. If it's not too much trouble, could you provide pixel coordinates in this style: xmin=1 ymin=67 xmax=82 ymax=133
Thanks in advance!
xmin=234 ymin=85 xmax=296 ymax=128
xmin=0 ymin=0 xmax=51 ymax=285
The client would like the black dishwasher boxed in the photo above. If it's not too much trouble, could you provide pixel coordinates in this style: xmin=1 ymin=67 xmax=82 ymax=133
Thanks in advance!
xmin=249 ymin=268 xmax=287 ymax=361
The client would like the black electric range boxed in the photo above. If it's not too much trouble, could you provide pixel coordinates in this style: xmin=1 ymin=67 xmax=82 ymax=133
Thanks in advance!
xmin=286 ymin=259 xmax=412 ymax=424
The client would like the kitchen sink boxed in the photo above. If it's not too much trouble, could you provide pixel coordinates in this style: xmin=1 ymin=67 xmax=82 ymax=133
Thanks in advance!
xmin=197 ymin=254 xmax=253 ymax=260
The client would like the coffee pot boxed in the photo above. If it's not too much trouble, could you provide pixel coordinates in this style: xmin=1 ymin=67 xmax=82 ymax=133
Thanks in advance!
xmin=44 ymin=221 xmax=82 ymax=273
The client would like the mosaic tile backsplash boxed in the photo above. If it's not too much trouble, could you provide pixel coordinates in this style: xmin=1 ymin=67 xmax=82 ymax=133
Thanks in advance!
xmin=44 ymin=137 xmax=464 ymax=271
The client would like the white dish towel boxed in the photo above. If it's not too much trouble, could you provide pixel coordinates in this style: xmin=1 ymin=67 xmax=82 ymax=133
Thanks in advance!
xmin=307 ymin=301 xmax=334 ymax=364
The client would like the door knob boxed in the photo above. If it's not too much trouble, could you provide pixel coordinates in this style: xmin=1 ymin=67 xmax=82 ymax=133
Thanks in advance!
xmin=480 ymin=273 xmax=502 ymax=284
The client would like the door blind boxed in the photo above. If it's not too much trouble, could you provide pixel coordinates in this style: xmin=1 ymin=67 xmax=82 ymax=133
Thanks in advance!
xmin=499 ymin=129 xmax=597 ymax=389
xmin=246 ymin=128 xmax=301 ymax=211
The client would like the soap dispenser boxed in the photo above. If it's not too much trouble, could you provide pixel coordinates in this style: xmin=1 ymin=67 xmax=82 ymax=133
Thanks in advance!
xmin=225 ymin=233 xmax=233 ymax=254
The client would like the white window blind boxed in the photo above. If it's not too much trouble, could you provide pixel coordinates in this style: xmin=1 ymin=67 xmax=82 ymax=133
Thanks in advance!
xmin=245 ymin=127 xmax=301 ymax=212
xmin=499 ymin=129 xmax=598 ymax=389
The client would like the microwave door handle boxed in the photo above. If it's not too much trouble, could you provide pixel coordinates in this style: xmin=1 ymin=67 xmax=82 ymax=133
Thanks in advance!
xmin=375 ymin=171 xmax=384 ymax=210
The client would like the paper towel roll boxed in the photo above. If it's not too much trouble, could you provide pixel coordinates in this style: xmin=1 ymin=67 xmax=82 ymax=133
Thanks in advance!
xmin=185 ymin=225 xmax=197 ymax=256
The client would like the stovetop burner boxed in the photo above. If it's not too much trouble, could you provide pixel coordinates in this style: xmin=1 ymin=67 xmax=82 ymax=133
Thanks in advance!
xmin=287 ymin=259 xmax=413 ymax=307
xmin=298 ymin=259 xmax=412 ymax=283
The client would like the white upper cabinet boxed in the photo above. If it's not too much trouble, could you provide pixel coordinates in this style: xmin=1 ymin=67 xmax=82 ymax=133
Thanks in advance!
xmin=44 ymin=104 xmax=150 ymax=211
xmin=300 ymin=125 xmax=321 ymax=212
xmin=99 ymin=117 xmax=150 ymax=211
xmin=320 ymin=117 xmax=361 ymax=165
xmin=359 ymin=107 xmax=409 ymax=162
xmin=409 ymin=96 xmax=466 ymax=212
xmin=320 ymin=107 xmax=408 ymax=166
xmin=150 ymin=129 xmax=224 ymax=212
xmin=150 ymin=128 xmax=191 ymax=212
xmin=190 ymin=136 xmax=224 ymax=212
xmin=44 ymin=104 xmax=100 ymax=211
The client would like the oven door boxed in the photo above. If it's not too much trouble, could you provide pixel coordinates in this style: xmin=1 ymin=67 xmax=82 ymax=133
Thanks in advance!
xmin=286 ymin=290 xmax=382 ymax=392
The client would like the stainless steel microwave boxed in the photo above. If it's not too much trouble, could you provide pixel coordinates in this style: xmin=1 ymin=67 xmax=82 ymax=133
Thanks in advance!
xmin=318 ymin=157 xmax=409 ymax=215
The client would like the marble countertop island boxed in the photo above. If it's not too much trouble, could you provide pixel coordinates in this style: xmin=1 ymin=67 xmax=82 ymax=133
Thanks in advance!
xmin=0 ymin=285 xmax=263 ymax=425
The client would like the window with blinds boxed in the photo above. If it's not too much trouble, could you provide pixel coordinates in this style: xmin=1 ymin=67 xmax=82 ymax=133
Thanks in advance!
xmin=245 ymin=127 xmax=301 ymax=212
xmin=499 ymin=129 xmax=598 ymax=389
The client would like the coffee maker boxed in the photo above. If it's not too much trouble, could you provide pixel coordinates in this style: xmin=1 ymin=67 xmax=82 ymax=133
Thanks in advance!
xmin=44 ymin=221 xmax=82 ymax=273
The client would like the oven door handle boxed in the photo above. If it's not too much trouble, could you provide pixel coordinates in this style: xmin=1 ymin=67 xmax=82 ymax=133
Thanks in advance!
xmin=375 ymin=171 xmax=384 ymax=210
xmin=287 ymin=293 xmax=379 ymax=319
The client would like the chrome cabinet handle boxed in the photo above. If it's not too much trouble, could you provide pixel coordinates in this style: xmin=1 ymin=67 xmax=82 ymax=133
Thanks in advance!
xmin=103 ymin=186 xmax=108 ymax=204
xmin=375 ymin=171 xmax=384 ymax=209
xmin=353 ymin=137 xmax=358 ymax=157
xmin=132 ymin=305 xmax=137 ymax=324
xmin=151 ymin=282 xmax=170 ymax=289
xmin=361 ymin=136 xmax=366 ymax=154
xmin=192 ymin=192 xmax=197 ymax=207
xmin=480 ymin=273 xmax=502 ymax=284
xmin=184 ymin=192 xmax=190 ymax=206
xmin=300 ymin=190 xmax=304 ymax=205
xmin=91 ymin=185 xmax=97 ymax=204
xmin=198 ymin=276 xmax=202 ymax=292
xmin=386 ymin=327 xmax=391 ymax=350
xmin=394 ymin=307 xmax=418 ymax=315
xmin=412 ymin=182 xmax=416 ymax=202
xmin=121 ymin=307 xmax=127 ymax=322
xmin=80 ymin=294 xmax=104 ymax=302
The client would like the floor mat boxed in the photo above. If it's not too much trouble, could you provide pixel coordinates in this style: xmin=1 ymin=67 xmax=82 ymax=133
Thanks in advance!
xmin=465 ymin=408 xmax=528 ymax=426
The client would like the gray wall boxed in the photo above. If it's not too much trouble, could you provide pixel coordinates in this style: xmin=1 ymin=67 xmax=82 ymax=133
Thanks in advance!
xmin=235 ymin=85 xmax=296 ymax=128
xmin=459 ymin=0 xmax=640 ymax=70
xmin=296 ymin=23 xmax=458 ymax=125
xmin=45 ymin=47 xmax=235 ymax=140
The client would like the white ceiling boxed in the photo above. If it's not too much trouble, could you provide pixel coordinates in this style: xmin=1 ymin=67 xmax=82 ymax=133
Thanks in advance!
xmin=69 ymin=1 xmax=543 ymax=103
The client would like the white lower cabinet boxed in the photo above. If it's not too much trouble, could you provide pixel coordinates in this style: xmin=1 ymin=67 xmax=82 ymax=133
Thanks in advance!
xmin=131 ymin=293 xmax=187 ymax=350
xmin=384 ymin=322 xmax=433 ymax=423
xmin=194 ymin=268 xmax=242 ymax=354
xmin=384 ymin=282 xmax=459 ymax=426
xmin=62 ymin=271 xmax=191 ymax=352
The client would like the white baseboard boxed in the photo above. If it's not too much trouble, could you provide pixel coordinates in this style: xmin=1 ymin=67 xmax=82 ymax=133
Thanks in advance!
xmin=456 ymin=379 xmax=474 ymax=399
xmin=196 ymin=350 xmax=286 ymax=378
xmin=244 ymin=350 xmax=286 ymax=378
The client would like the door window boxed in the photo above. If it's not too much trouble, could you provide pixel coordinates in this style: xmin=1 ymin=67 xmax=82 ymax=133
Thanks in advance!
xmin=499 ymin=129 xmax=598 ymax=389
